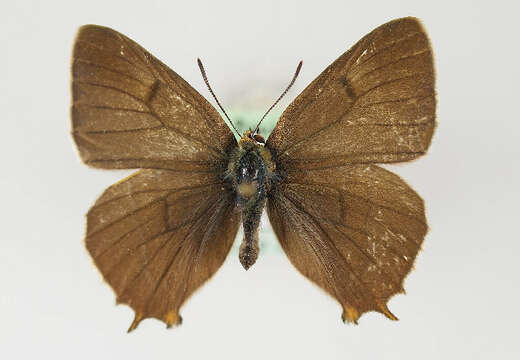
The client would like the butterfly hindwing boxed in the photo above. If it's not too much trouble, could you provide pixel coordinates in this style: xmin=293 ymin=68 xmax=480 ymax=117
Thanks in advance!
xmin=72 ymin=25 xmax=235 ymax=171
xmin=86 ymin=169 xmax=240 ymax=331
xmin=267 ymin=165 xmax=427 ymax=323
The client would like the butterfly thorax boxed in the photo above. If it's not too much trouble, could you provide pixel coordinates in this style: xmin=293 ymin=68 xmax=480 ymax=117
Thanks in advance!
xmin=226 ymin=130 xmax=276 ymax=270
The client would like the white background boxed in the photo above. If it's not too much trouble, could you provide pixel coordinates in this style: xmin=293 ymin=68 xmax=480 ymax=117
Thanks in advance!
xmin=2 ymin=0 xmax=519 ymax=359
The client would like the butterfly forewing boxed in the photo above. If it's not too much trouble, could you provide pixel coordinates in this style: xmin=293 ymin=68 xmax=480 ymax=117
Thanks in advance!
xmin=72 ymin=25 xmax=235 ymax=171
xmin=265 ymin=17 xmax=435 ymax=323
xmin=267 ymin=17 xmax=435 ymax=169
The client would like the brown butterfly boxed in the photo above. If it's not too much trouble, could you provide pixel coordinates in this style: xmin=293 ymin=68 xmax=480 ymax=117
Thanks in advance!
xmin=71 ymin=17 xmax=435 ymax=331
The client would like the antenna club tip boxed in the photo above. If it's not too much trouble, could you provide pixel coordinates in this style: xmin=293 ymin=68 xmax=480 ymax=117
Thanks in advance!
xmin=295 ymin=61 xmax=303 ymax=75
xmin=197 ymin=58 xmax=206 ymax=74
xmin=293 ymin=60 xmax=303 ymax=76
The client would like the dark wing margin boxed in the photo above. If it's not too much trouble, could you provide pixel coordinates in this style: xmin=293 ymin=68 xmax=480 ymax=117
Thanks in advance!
xmin=267 ymin=165 xmax=427 ymax=323
xmin=71 ymin=25 xmax=236 ymax=171
xmin=266 ymin=17 xmax=435 ymax=169
xmin=85 ymin=169 xmax=240 ymax=331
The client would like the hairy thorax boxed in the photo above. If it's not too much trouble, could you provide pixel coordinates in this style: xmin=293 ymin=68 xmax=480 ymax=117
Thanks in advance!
xmin=226 ymin=130 xmax=277 ymax=270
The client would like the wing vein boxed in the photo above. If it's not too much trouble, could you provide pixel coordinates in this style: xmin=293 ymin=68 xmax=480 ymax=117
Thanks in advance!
xmin=76 ymin=126 xmax=164 ymax=135
xmin=147 ymin=90 xmax=224 ymax=157
xmin=358 ymin=94 xmax=432 ymax=108
xmin=287 ymin=151 xmax=427 ymax=167
xmin=74 ymin=58 xmax=150 ymax=86
xmin=119 ymin=33 xmax=154 ymax=74
xmin=351 ymin=31 xmax=422 ymax=72
xmin=356 ymin=73 xmax=431 ymax=100
xmin=91 ymin=183 xmax=220 ymax=210
xmin=73 ymin=104 xmax=152 ymax=114
xmin=93 ymin=215 xmax=160 ymax=261
xmin=285 ymin=181 xmax=425 ymax=225
xmin=74 ymin=81 xmax=147 ymax=107
xmin=119 ymin=195 xmax=221 ymax=308
xmin=281 ymin=192 xmax=369 ymax=304
xmin=334 ymin=224 xmax=402 ymax=289
xmin=351 ymin=49 xmax=430 ymax=83
xmin=278 ymin=73 xmax=430 ymax=159
xmin=74 ymin=39 xmax=150 ymax=73
xmin=170 ymin=198 xmax=226 ymax=312
xmin=85 ymin=158 xmax=216 ymax=166
xmin=87 ymin=196 xmax=168 ymax=238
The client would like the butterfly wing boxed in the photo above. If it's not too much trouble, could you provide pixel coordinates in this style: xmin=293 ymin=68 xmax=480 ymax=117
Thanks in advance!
xmin=267 ymin=165 xmax=426 ymax=323
xmin=86 ymin=170 xmax=239 ymax=331
xmin=265 ymin=17 xmax=435 ymax=323
xmin=72 ymin=25 xmax=235 ymax=171
xmin=266 ymin=17 xmax=435 ymax=169
xmin=72 ymin=26 xmax=240 ymax=330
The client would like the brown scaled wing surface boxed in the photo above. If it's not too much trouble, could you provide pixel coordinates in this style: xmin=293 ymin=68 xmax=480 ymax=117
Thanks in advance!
xmin=71 ymin=25 xmax=240 ymax=331
xmin=72 ymin=25 xmax=234 ymax=171
xmin=266 ymin=17 xmax=435 ymax=323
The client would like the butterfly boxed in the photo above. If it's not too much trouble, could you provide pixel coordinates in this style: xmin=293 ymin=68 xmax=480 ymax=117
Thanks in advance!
xmin=71 ymin=16 xmax=435 ymax=331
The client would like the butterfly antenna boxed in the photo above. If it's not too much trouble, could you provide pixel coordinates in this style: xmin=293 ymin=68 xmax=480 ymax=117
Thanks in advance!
xmin=197 ymin=58 xmax=241 ymax=137
xmin=254 ymin=60 xmax=302 ymax=134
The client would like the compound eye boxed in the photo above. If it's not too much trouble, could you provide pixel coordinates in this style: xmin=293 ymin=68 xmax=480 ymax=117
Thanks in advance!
xmin=253 ymin=134 xmax=265 ymax=144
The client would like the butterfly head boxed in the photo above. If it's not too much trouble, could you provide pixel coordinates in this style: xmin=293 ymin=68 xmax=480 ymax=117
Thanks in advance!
xmin=241 ymin=130 xmax=266 ymax=147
